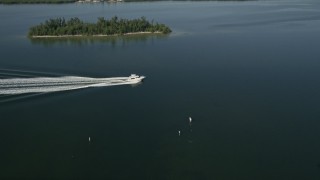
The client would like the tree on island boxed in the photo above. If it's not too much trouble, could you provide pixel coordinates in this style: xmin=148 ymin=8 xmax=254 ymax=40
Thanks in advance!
xmin=28 ymin=16 xmax=172 ymax=37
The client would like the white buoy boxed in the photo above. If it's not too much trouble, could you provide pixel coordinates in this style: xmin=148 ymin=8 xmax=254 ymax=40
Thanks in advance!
xmin=178 ymin=130 xmax=181 ymax=136
xmin=89 ymin=137 xmax=91 ymax=142
xmin=189 ymin=117 xmax=192 ymax=123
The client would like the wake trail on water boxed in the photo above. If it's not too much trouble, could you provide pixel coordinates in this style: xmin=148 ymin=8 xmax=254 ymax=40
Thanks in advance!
xmin=0 ymin=68 xmax=69 ymax=78
xmin=0 ymin=76 xmax=135 ymax=95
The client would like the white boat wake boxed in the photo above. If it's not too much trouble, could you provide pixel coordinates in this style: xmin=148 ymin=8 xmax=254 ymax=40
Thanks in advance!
xmin=0 ymin=74 xmax=145 ymax=95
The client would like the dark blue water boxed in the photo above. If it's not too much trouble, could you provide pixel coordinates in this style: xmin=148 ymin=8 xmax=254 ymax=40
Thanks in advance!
xmin=1 ymin=1 xmax=320 ymax=179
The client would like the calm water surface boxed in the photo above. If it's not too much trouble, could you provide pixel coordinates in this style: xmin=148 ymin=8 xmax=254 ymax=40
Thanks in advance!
xmin=1 ymin=1 xmax=320 ymax=179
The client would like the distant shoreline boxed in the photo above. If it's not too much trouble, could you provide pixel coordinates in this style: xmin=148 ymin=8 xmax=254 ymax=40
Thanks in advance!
xmin=0 ymin=0 xmax=76 ymax=4
xmin=30 ymin=31 xmax=163 ymax=38
xmin=0 ymin=0 xmax=119 ymax=4
xmin=0 ymin=0 xmax=253 ymax=4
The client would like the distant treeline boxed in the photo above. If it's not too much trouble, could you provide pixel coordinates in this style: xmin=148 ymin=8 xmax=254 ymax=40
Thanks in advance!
xmin=28 ymin=17 xmax=172 ymax=37
xmin=124 ymin=0 xmax=251 ymax=1
xmin=0 ymin=0 xmax=252 ymax=4
xmin=0 ymin=0 xmax=75 ymax=4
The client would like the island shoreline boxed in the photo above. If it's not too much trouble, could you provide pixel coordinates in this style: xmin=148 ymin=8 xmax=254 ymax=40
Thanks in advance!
xmin=30 ymin=31 xmax=163 ymax=38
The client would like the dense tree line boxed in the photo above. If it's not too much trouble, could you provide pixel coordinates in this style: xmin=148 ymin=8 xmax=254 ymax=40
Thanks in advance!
xmin=28 ymin=17 xmax=172 ymax=37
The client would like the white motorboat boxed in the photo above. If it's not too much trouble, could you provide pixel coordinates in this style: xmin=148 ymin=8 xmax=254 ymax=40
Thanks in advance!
xmin=127 ymin=74 xmax=146 ymax=83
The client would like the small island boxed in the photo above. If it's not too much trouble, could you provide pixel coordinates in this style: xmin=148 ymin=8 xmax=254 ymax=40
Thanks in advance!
xmin=28 ymin=17 xmax=172 ymax=38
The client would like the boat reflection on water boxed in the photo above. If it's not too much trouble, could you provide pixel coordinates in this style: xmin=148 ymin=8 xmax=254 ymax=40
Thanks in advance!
xmin=130 ymin=81 xmax=144 ymax=87
xmin=29 ymin=34 xmax=168 ymax=47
